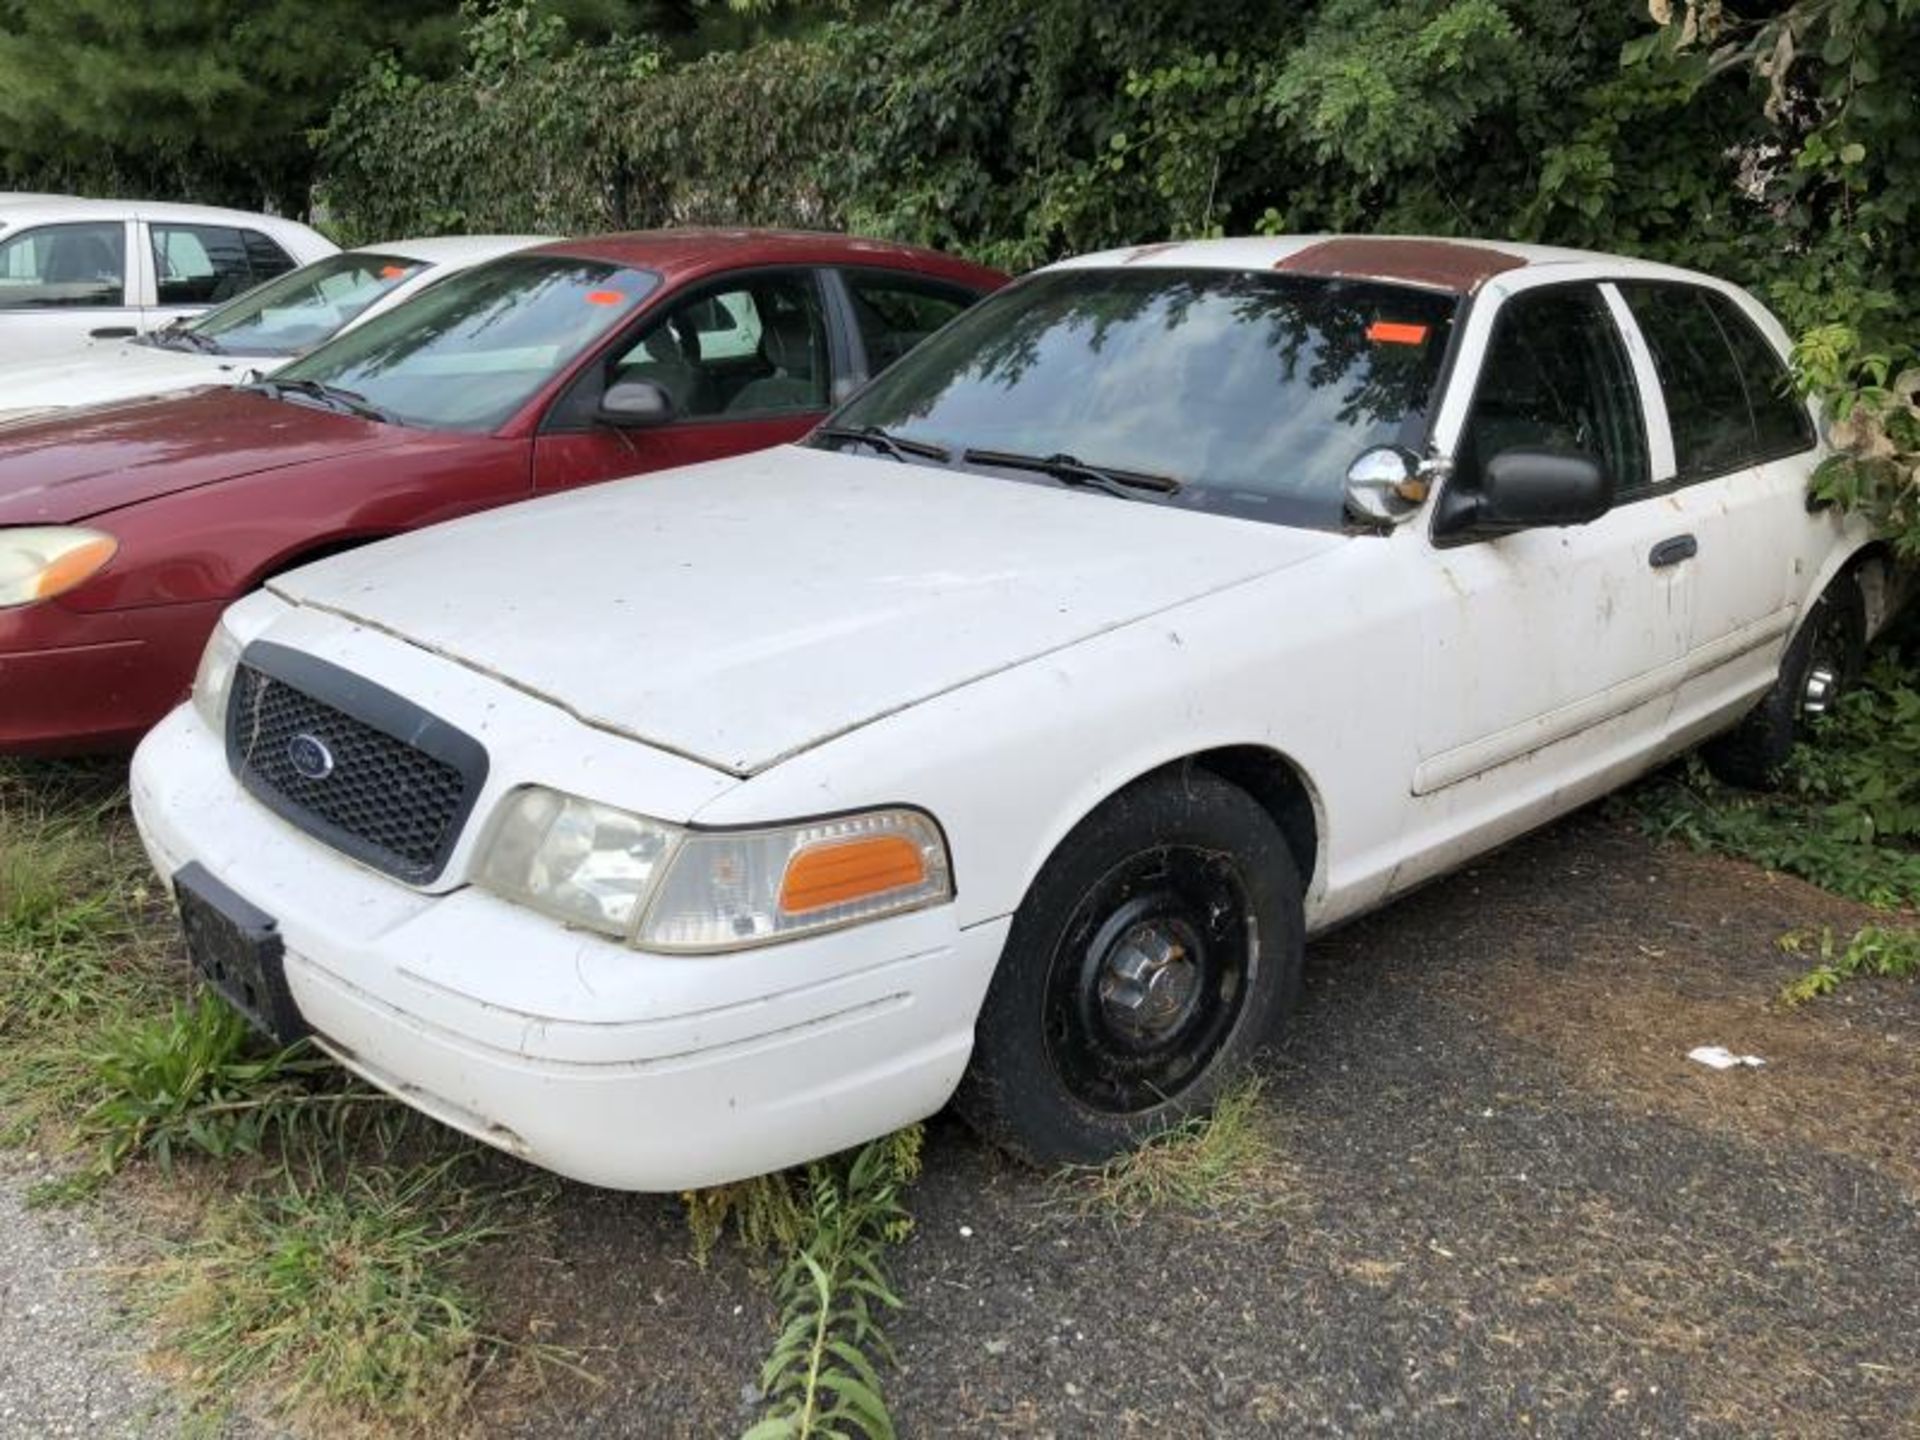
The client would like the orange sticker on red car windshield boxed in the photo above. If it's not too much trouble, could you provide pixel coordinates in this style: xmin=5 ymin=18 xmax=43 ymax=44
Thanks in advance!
xmin=1368 ymin=320 xmax=1430 ymax=346
xmin=586 ymin=290 xmax=625 ymax=306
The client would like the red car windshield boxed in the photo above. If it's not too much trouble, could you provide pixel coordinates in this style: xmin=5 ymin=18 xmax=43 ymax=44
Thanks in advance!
xmin=272 ymin=255 xmax=658 ymax=432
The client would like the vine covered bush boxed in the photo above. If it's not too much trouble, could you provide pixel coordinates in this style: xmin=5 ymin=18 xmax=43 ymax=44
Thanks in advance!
xmin=318 ymin=0 xmax=1917 ymax=554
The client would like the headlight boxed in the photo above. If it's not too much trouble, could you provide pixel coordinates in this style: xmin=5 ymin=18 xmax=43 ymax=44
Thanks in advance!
xmin=474 ymin=787 xmax=952 ymax=952
xmin=0 ymin=526 xmax=118 ymax=609
xmin=191 ymin=620 xmax=243 ymax=731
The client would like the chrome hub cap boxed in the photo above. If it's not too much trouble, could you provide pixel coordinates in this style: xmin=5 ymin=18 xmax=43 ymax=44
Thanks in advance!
xmin=1801 ymin=662 xmax=1839 ymax=720
xmin=1098 ymin=922 xmax=1201 ymax=1039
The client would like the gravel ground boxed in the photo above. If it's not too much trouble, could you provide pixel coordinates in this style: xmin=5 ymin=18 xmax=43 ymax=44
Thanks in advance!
xmin=0 ymin=1157 xmax=182 ymax=1439
xmin=4 ymin=806 xmax=1916 ymax=1437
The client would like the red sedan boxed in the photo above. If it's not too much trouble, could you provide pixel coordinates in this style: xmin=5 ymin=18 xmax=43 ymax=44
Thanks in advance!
xmin=0 ymin=231 xmax=1004 ymax=754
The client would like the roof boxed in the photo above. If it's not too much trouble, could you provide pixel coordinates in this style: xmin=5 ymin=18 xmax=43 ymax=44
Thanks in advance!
xmin=1049 ymin=234 xmax=1718 ymax=294
xmin=364 ymin=235 xmax=555 ymax=265
xmin=0 ymin=195 xmax=329 ymax=243
xmin=532 ymin=228 xmax=1007 ymax=289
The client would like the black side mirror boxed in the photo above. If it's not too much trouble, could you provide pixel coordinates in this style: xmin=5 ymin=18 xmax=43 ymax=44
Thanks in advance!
xmin=1436 ymin=447 xmax=1612 ymax=540
xmin=597 ymin=379 xmax=674 ymax=429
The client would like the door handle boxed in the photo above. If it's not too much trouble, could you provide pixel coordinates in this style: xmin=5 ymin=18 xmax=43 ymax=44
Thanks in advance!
xmin=1649 ymin=534 xmax=1698 ymax=569
xmin=89 ymin=326 xmax=137 ymax=339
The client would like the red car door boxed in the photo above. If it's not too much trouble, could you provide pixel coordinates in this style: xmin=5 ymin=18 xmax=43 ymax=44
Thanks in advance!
xmin=531 ymin=268 xmax=839 ymax=490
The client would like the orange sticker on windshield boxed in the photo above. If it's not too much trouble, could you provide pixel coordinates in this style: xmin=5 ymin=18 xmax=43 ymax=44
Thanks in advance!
xmin=378 ymin=265 xmax=411 ymax=279
xmin=586 ymin=290 xmax=625 ymax=306
xmin=1368 ymin=320 xmax=1430 ymax=346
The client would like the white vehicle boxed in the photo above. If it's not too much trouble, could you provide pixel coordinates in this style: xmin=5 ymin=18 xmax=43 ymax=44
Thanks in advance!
xmin=0 ymin=236 xmax=551 ymax=423
xmin=131 ymin=236 xmax=1902 ymax=1191
xmin=0 ymin=197 xmax=333 ymax=363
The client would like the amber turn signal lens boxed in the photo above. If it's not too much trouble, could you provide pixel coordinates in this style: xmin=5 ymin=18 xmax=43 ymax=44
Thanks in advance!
xmin=33 ymin=535 xmax=117 ymax=601
xmin=779 ymin=835 xmax=928 ymax=915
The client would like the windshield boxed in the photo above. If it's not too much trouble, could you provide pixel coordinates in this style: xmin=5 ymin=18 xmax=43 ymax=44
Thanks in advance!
xmin=173 ymin=250 xmax=430 ymax=357
xmin=820 ymin=267 xmax=1458 ymax=530
xmin=271 ymin=255 xmax=658 ymax=431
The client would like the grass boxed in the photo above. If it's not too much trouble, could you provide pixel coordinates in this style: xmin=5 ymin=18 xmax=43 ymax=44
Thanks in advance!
xmin=1063 ymin=1076 xmax=1289 ymax=1224
xmin=136 ymin=1152 xmax=535 ymax=1435
xmin=2 ymin=758 xmax=570 ymax=1436
xmin=0 ymin=759 xmax=181 ymax=1145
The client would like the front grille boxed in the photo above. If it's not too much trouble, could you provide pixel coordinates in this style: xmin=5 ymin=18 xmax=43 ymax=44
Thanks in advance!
xmin=226 ymin=644 xmax=488 ymax=884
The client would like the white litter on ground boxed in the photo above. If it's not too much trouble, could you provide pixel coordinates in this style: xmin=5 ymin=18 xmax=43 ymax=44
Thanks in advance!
xmin=1688 ymin=1045 xmax=1767 ymax=1070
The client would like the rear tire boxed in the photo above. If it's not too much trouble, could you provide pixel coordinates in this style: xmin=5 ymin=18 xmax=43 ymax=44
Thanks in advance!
xmin=955 ymin=768 xmax=1304 ymax=1168
xmin=1704 ymin=570 xmax=1867 ymax=790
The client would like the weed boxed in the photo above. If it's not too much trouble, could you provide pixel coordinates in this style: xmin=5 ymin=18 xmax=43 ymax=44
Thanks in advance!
xmin=1063 ymin=1076 xmax=1287 ymax=1224
xmin=81 ymin=993 xmax=377 ymax=1175
xmin=1628 ymin=641 xmax=1920 ymax=909
xmin=684 ymin=1170 xmax=811 ymax=1268
xmin=743 ymin=1125 xmax=923 ymax=1440
xmin=138 ymin=1153 xmax=526 ymax=1434
xmin=1778 ymin=925 xmax=1920 ymax=1007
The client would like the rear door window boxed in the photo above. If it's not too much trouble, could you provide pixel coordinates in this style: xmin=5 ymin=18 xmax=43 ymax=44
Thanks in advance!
xmin=240 ymin=229 xmax=297 ymax=282
xmin=843 ymin=272 xmax=978 ymax=373
xmin=152 ymin=224 xmax=261 ymax=306
xmin=0 ymin=222 xmax=126 ymax=308
xmin=1617 ymin=282 xmax=1802 ymax=482
xmin=1700 ymin=290 xmax=1816 ymax=462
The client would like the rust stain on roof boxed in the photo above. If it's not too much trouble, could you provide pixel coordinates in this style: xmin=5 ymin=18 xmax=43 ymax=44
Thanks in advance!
xmin=1275 ymin=238 xmax=1528 ymax=293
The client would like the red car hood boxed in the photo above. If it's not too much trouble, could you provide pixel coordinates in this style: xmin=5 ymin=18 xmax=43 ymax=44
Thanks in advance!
xmin=0 ymin=390 xmax=413 ymax=524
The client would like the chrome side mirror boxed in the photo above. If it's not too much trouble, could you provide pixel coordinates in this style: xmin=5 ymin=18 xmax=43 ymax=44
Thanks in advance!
xmin=1344 ymin=446 xmax=1439 ymax=528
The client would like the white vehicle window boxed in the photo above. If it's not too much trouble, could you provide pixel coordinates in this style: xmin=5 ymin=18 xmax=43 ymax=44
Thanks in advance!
xmin=151 ymin=223 xmax=257 ymax=307
xmin=0 ymin=222 xmax=126 ymax=308
xmin=154 ymin=251 xmax=427 ymax=358
xmin=823 ymin=267 xmax=1458 ymax=531
xmin=1459 ymin=285 xmax=1650 ymax=500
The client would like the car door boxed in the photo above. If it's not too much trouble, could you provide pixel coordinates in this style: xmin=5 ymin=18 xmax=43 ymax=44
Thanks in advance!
xmin=1611 ymin=281 xmax=1823 ymax=738
xmin=531 ymin=268 xmax=842 ymax=491
xmin=0 ymin=219 xmax=142 ymax=359
xmin=1401 ymin=280 xmax=1693 ymax=873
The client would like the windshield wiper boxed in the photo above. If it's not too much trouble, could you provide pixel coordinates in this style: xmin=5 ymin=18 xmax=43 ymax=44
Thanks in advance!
xmin=813 ymin=424 xmax=950 ymax=464
xmin=961 ymin=448 xmax=1182 ymax=501
xmin=249 ymin=377 xmax=398 ymax=426
xmin=166 ymin=325 xmax=224 ymax=355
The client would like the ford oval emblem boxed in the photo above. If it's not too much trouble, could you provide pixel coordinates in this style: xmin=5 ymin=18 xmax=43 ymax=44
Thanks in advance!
xmin=286 ymin=733 xmax=335 ymax=781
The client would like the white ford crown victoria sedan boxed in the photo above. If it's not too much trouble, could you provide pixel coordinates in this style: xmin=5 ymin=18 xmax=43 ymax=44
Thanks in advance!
xmin=0 ymin=235 xmax=549 ymax=423
xmin=130 ymin=236 xmax=1901 ymax=1189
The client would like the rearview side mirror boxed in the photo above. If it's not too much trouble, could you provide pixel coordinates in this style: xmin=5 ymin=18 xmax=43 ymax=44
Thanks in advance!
xmin=1434 ymin=448 xmax=1612 ymax=540
xmin=597 ymin=379 xmax=675 ymax=429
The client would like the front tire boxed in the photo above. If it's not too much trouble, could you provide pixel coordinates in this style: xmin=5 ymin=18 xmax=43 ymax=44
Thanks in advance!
xmin=955 ymin=768 xmax=1304 ymax=1167
xmin=1704 ymin=570 xmax=1867 ymax=790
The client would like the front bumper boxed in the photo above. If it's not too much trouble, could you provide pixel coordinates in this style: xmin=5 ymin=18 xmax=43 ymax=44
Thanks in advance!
xmin=130 ymin=703 xmax=1007 ymax=1191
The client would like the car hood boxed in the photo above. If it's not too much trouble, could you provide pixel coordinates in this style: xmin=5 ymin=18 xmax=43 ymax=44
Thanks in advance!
xmin=271 ymin=445 xmax=1345 ymax=776
xmin=0 ymin=390 xmax=410 ymax=524
xmin=0 ymin=342 xmax=255 ymax=420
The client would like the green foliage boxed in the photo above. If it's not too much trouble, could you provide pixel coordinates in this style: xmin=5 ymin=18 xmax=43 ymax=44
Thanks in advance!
xmin=742 ymin=1125 xmax=922 ymax=1440
xmin=80 ymin=994 xmax=370 ymax=1175
xmin=1778 ymin=924 xmax=1920 ymax=1006
xmin=138 ymin=1155 xmax=522 ymax=1432
xmin=1631 ymin=637 xmax=1920 ymax=909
